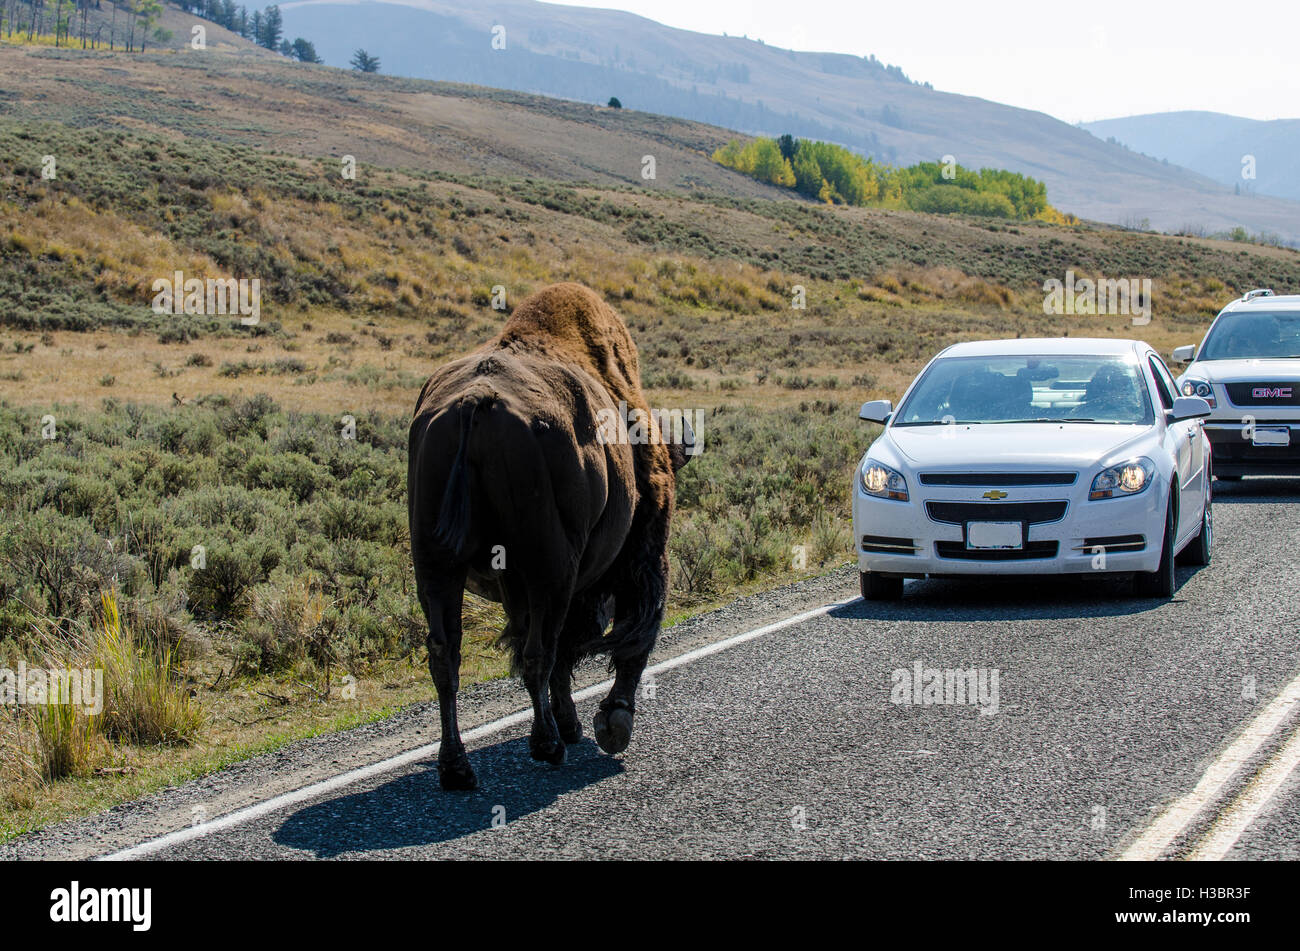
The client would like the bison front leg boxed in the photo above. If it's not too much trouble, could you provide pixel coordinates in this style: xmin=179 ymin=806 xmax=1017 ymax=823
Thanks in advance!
xmin=593 ymin=589 xmax=660 ymax=756
xmin=595 ymin=505 xmax=670 ymax=755
xmin=418 ymin=574 xmax=477 ymax=791
xmin=595 ymin=660 xmax=644 ymax=755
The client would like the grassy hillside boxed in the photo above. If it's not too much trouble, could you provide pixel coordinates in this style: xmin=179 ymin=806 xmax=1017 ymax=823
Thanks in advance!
xmin=6 ymin=113 xmax=1297 ymax=413
xmin=3 ymin=45 xmax=1300 ymax=835
xmin=0 ymin=42 xmax=790 ymax=198
xmin=276 ymin=0 xmax=1300 ymax=243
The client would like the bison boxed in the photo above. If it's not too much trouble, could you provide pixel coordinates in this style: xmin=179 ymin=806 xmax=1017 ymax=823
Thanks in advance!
xmin=408 ymin=282 xmax=693 ymax=790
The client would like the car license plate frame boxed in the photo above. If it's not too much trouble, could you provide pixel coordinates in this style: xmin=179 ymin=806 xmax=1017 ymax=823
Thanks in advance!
xmin=1252 ymin=426 xmax=1291 ymax=447
xmin=966 ymin=521 xmax=1024 ymax=550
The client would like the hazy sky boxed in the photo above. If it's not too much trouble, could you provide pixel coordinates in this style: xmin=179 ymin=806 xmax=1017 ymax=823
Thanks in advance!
xmin=550 ymin=0 xmax=1299 ymax=122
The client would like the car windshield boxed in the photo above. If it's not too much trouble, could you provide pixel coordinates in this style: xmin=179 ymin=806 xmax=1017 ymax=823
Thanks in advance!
xmin=1199 ymin=311 xmax=1300 ymax=360
xmin=894 ymin=354 xmax=1154 ymax=426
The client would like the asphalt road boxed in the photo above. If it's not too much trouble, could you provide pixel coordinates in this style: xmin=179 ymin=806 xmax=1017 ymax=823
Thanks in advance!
xmin=6 ymin=477 xmax=1300 ymax=861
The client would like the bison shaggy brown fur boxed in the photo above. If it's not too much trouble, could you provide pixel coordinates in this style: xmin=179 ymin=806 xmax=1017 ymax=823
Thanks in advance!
xmin=408 ymin=282 xmax=692 ymax=789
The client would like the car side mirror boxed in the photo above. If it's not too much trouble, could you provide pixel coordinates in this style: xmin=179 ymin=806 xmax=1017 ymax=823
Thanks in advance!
xmin=1170 ymin=396 xmax=1211 ymax=421
xmin=1171 ymin=345 xmax=1196 ymax=363
xmin=858 ymin=400 xmax=893 ymax=424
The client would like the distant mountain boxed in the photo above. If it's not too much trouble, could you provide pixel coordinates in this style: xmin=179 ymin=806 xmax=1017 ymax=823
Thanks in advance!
xmin=1082 ymin=111 xmax=1300 ymax=203
xmin=277 ymin=0 xmax=1300 ymax=244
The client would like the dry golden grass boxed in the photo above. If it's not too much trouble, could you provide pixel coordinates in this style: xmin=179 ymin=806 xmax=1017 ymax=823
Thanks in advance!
xmin=0 ymin=601 xmax=515 ymax=840
xmin=0 ymin=658 xmax=467 ymax=838
xmin=3 ymin=196 xmax=221 ymax=301
xmin=0 ymin=281 xmax=1215 ymax=421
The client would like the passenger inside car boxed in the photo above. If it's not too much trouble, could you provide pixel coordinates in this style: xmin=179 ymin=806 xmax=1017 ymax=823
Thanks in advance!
xmin=1073 ymin=363 xmax=1145 ymax=420
xmin=946 ymin=369 xmax=1033 ymax=421
xmin=1220 ymin=314 xmax=1280 ymax=358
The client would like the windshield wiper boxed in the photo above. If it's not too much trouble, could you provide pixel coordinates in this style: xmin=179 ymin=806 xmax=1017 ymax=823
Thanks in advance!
xmin=974 ymin=417 xmax=1094 ymax=424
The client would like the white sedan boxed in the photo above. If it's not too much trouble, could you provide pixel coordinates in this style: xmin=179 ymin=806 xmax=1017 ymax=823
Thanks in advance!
xmin=852 ymin=338 xmax=1213 ymax=601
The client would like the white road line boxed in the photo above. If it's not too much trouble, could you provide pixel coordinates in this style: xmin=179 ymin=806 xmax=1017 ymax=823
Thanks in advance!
xmin=1187 ymin=720 xmax=1300 ymax=861
xmin=99 ymin=599 xmax=851 ymax=860
xmin=1118 ymin=666 xmax=1300 ymax=861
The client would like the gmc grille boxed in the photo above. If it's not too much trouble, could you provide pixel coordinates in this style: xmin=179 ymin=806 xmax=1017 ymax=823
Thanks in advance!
xmin=1225 ymin=382 xmax=1300 ymax=407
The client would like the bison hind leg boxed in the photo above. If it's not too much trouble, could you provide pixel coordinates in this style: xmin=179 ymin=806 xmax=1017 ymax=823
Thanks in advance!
xmin=549 ymin=590 xmax=609 ymax=745
xmin=517 ymin=584 xmax=576 ymax=768
xmin=550 ymin=678 xmax=583 ymax=745
xmin=416 ymin=568 xmax=478 ymax=792
xmin=550 ymin=650 xmax=583 ymax=745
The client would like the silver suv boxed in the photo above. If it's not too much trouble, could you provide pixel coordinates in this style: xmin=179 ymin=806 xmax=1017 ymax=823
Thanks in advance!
xmin=1172 ymin=289 xmax=1300 ymax=479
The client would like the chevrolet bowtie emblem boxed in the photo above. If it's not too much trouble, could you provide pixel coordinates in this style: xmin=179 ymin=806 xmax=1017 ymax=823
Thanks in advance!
xmin=982 ymin=490 xmax=1008 ymax=500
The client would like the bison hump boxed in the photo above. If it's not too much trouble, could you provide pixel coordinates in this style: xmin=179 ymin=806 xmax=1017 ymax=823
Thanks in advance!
xmin=498 ymin=283 xmax=644 ymax=402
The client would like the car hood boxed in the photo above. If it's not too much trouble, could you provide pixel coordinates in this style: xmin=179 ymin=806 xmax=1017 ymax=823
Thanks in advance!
xmin=887 ymin=423 xmax=1149 ymax=470
xmin=1189 ymin=358 xmax=1300 ymax=382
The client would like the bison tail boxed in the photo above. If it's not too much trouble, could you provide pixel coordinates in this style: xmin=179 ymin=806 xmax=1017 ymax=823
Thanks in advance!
xmin=433 ymin=399 xmax=481 ymax=559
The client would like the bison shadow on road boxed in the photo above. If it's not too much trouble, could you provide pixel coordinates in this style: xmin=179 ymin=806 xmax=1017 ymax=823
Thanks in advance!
xmin=271 ymin=736 xmax=623 ymax=858
xmin=831 ymin=570 xmax=1203 ymax=623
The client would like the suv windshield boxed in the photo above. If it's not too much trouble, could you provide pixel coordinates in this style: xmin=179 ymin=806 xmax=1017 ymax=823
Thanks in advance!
xmin=894 ymin=354 xmax=1153 ymax=426
xmin=1200 ymin=311 xmax=1300 ymax=360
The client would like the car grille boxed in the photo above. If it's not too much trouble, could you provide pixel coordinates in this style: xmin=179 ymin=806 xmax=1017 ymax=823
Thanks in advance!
xmin=919 ymin=472 xmax=1077 ymax=487
xmin=925 ymin=501 xmax=1068 ymax=525
xmin=1224 ymin=382 xmax=1300 ymax=407
xmin=935 ymin=541 xmax=1058 ymax=560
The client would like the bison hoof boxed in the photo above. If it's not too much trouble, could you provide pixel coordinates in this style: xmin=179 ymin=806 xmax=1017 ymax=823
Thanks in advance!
xmin=558 ymin=719 xmax=583 ymax=745
xmin=438 ymin=756 xmax=478 ymax=792
xmin=594 ymin=707 xmax=634 ymax=754
xmin=529 ymin=735 xmax=567 ymax=766
xmin=554 ymin=704 xmax=583 ymax=744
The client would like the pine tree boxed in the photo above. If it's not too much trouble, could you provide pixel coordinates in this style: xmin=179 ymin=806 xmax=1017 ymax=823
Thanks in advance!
xmin=291 ymin=37 xmax=321 ymax=63
xmin=349 ymin=48 xmax=379 ymax=73
xmin=258 ymin=3 xmax=281 ymax=50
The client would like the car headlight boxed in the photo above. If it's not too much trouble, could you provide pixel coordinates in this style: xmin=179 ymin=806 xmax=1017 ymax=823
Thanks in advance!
xmin=1089 ymin=458 xmax=1156 ymax=501
xmin=1179 ymin=379 xmax=1216 ymax=408
xmin=860 ymin=460 xmax=909 ymax=501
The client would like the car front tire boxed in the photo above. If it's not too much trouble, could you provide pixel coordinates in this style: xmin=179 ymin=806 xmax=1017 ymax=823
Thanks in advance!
xmin=1135 ymin=487 xmax=1177 ymax=599
xmin=861 ymin=572 xmax=903 ymax=601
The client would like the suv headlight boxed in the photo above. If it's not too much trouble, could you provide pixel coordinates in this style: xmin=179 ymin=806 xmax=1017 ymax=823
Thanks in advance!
xmin=1089 ymin=458 xmax=1156 ymax=501
xmin=860 ymin=460 xmax=908 ymax=501
xmin=1180 ymin=379 xmax=1216 ymax=408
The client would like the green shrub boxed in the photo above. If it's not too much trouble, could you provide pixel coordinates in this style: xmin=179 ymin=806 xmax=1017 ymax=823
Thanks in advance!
xmin=186 ymin=537 xmax=283 ymax=621
xmin=242 ymin=452 xmax=328 ymax=503
xmin=96 ymin=592 xmax=203 ymax=746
